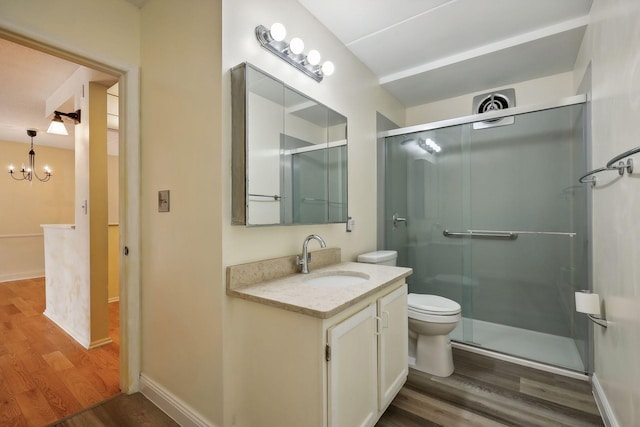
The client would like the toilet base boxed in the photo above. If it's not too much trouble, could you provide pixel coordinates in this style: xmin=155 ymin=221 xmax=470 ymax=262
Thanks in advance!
xmin=413 ymin=333 xmax=454 ymax=377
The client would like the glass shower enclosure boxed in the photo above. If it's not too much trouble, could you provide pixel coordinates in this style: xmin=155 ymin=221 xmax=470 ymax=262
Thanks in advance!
xmin=380 ymin=96 xmax=591 ymax=372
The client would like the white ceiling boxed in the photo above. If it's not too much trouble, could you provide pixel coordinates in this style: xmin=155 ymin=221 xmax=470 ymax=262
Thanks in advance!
xmin=0 ymin=38 xmax=119 ymax=153
xmin=1 ymin=0 xmax=593 ymax=154
xmin=297 ymin=0 xmax=593 ymax=106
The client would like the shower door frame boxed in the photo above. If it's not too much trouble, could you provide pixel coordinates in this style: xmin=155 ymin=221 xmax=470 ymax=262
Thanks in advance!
xmin=377 ymin=94 xmax=587 ymax=250
xmin=377 ymin=94 xmax=593 ymax=374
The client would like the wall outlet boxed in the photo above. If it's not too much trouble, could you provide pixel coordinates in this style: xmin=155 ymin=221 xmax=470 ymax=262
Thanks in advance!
xmin=346 ymin=216 xmax=355 ymax=232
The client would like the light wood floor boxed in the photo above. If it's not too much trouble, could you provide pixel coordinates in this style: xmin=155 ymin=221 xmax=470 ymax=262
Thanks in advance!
xmin=377 ymin=348 xmax=604 ymax=427
xmin=0 ymin=278 xmax=120 ymax=427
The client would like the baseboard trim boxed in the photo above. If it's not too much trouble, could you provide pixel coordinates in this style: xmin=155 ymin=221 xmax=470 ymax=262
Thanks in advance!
xmin=0 ymin=272 xmax=44 ymax=283
xmin=140 ymin=374 xmax=213 ymax=427
xmin=88 ymin=336 xmax=113 ymax=349
xmin=43 ymin=310 xmax=90 ymax=349
xmin=592 ymin=373 xmax=620 ymax=427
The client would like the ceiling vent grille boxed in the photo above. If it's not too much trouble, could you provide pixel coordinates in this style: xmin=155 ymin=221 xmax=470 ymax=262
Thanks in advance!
xmin=472 ymin=88 xmax=515 ymax=129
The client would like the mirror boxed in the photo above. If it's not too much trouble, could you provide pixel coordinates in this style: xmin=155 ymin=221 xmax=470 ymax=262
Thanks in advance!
xmin=231 ymin=63 xmax=348 ymax=226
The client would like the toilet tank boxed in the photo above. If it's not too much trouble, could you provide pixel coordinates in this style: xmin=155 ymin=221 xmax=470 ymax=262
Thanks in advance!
xmin=357 ymin=250 xmax=397 ymax=266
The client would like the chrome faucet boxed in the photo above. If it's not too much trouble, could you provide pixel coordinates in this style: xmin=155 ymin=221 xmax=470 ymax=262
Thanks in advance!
xmin=297 ymin=234 xmax=327 ymax=274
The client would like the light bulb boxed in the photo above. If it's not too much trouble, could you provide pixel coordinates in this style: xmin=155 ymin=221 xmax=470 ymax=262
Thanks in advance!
xmin=269 ymin=23 xmax=286 ymax=42
xmin=289 ymin=37 xmax=304 ymax=55
xmin=307 ymin=50 xmax=321 ymax=65
xmin=44 ymin=165 xmax=51 ymax=173
xmin=321 ymin=61 xmax=335 ymax=76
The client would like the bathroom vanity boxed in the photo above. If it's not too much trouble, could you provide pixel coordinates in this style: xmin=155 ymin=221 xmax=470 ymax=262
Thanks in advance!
xmin=227 ymin=251 xmax=412 ymax=427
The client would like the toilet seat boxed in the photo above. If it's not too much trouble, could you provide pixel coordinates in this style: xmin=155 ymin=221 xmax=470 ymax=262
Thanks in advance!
xmin=408 ymin=294 xmax=461 ymax=315
xmin=408 ymin=294 xmax=461 ymax=323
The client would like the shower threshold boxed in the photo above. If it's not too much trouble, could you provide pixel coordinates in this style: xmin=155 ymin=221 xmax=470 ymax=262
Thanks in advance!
xmin=449 ymin=318 xmax=587 ymax=376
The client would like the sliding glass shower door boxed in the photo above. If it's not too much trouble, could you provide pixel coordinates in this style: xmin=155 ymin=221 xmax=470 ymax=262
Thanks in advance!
xmin=383 ymin=101 xmax=590 ymax=372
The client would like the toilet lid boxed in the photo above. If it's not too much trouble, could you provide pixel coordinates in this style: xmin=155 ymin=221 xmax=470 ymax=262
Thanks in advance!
xmin=408 ymin=293 xmax=461 ymax=315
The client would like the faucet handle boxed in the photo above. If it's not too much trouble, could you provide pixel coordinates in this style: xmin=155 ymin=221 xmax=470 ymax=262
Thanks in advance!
xmin=296 ymin=253 xmax=311 ymax=266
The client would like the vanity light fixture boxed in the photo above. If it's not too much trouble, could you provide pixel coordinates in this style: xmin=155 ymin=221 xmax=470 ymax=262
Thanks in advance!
xmin=255 ymin=23 xmax=334 ymax=82
xmin=47 ymin=109 xmax=81 ymax=136
xmin=8 ymin=129 xmax=52 ymax=182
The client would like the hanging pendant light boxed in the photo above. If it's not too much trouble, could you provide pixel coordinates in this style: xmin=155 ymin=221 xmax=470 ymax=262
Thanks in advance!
xmin=8 ymin=129 xmax=52 ymax=182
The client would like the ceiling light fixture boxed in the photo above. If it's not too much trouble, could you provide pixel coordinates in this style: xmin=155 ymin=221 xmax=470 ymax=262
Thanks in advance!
xmin=8 ymin=129 xmax=52 ymax=182
xmin=255 ymin=23 xmax=334 ymax=82
xmin=47 ymin=109 xmax=81 ymax=136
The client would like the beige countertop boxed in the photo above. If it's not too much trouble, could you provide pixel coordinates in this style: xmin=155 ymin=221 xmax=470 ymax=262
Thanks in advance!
xmin=228 ymin=261 xmax=412 ymax=319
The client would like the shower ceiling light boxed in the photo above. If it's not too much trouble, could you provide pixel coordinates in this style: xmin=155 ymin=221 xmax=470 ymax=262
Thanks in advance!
xmin=255 ymin=23 xmax=334 ymax=82
xmin=418 ymin=138 xmax=442 ymax=154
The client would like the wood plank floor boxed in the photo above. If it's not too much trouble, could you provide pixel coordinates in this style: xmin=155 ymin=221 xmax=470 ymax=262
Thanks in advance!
xmin=0 ymin=278 xmax=120 ymax=427
xmin=377 ymin=348 xmax=604 ymax=427
xmin=50 ymin=347 xmax=605 ymax=427
xmin=46 ymin=393 xmax=178 ymax=427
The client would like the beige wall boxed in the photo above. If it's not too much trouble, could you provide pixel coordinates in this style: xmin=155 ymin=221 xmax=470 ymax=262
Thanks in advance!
xmin=108 ymin=155 xmax=119 ymax=224
xmin=575 ymin=0 xmax=640 ymax=425
xmin=405 ymin=72 xmax=576 ymax=125
xmin=222 ymin=0 xmax=404 ymax=425
xmin=0 ymin=140 xmax=75 ymax=281
xmin=140 ymin=1 xmax=223 ymax=424
xmin=108 ymin=225 xmax=119 ymax=301
xmin=0 ymin=0 xmax=140 ymax=67
xmin=222 ymin=0 xmax=404 ymax=268
xmin=0 ymin=140 xmax=75 ymax=234
xmin=108 ymin=155 xmax=119 ymax=301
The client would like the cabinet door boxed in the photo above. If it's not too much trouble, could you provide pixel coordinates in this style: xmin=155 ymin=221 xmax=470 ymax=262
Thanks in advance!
xmin=377 ymin=284 xmax=408 ymax=410
xmin=327 ymin=304 xmax=377 ymax=427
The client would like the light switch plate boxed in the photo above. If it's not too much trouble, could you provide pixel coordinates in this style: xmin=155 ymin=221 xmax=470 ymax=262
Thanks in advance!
xmin=158 ymin=190 xmax=170 ymax=212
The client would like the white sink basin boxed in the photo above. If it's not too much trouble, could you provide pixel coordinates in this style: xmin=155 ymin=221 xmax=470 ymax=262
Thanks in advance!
xmin=305 ymin=271 xmax=370 ymax=287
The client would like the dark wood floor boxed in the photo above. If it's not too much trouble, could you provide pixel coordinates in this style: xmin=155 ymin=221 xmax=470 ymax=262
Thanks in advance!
xmin=377 ymin=348 xmax=604 ymax=427
xmin=0 ymin=278 xmax=120 ymax=427
xmin=46 ymin=393 xmax=178 ymax=427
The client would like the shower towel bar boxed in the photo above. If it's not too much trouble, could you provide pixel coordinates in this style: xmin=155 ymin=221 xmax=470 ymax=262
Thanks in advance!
xmin=443 ymin=230 xmax=518 ymax=240
xmin=578 ymin=145 xmax=639 ymax=185
xmin=605 ymin=145 xmax=640 ymax=169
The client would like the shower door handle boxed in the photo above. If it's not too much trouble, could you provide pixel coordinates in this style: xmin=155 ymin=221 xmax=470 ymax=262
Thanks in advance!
xmin=392 ymin=213 xmax=407 ymax=228
xmin=443 ymin=230 xmax=518 ymax=240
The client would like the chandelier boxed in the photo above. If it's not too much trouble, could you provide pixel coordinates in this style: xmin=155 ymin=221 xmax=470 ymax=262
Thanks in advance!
xmin=8 ymin=129 xmax=52 ymax=182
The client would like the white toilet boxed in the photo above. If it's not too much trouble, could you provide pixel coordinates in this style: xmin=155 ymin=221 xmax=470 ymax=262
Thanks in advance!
xmin=407 ymin=293 xmax=460 ymax=377
xmin=357 ymin=250 xmax=461 ymax=377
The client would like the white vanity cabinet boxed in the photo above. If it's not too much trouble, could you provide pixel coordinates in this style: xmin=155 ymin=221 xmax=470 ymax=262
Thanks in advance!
xmin=229 ymin=279 xmax=408 ymax=427
xmin=327 ymin=284 xmax=408 ymax=427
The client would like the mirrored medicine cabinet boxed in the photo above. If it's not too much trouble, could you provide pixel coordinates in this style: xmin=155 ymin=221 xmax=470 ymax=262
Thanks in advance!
xmin=231 ymin=62 xmax=348 ymax=226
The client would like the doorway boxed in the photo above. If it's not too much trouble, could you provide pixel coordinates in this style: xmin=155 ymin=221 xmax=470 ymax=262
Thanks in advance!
xmin=0 ymin=32 xmax=138 ymax=425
